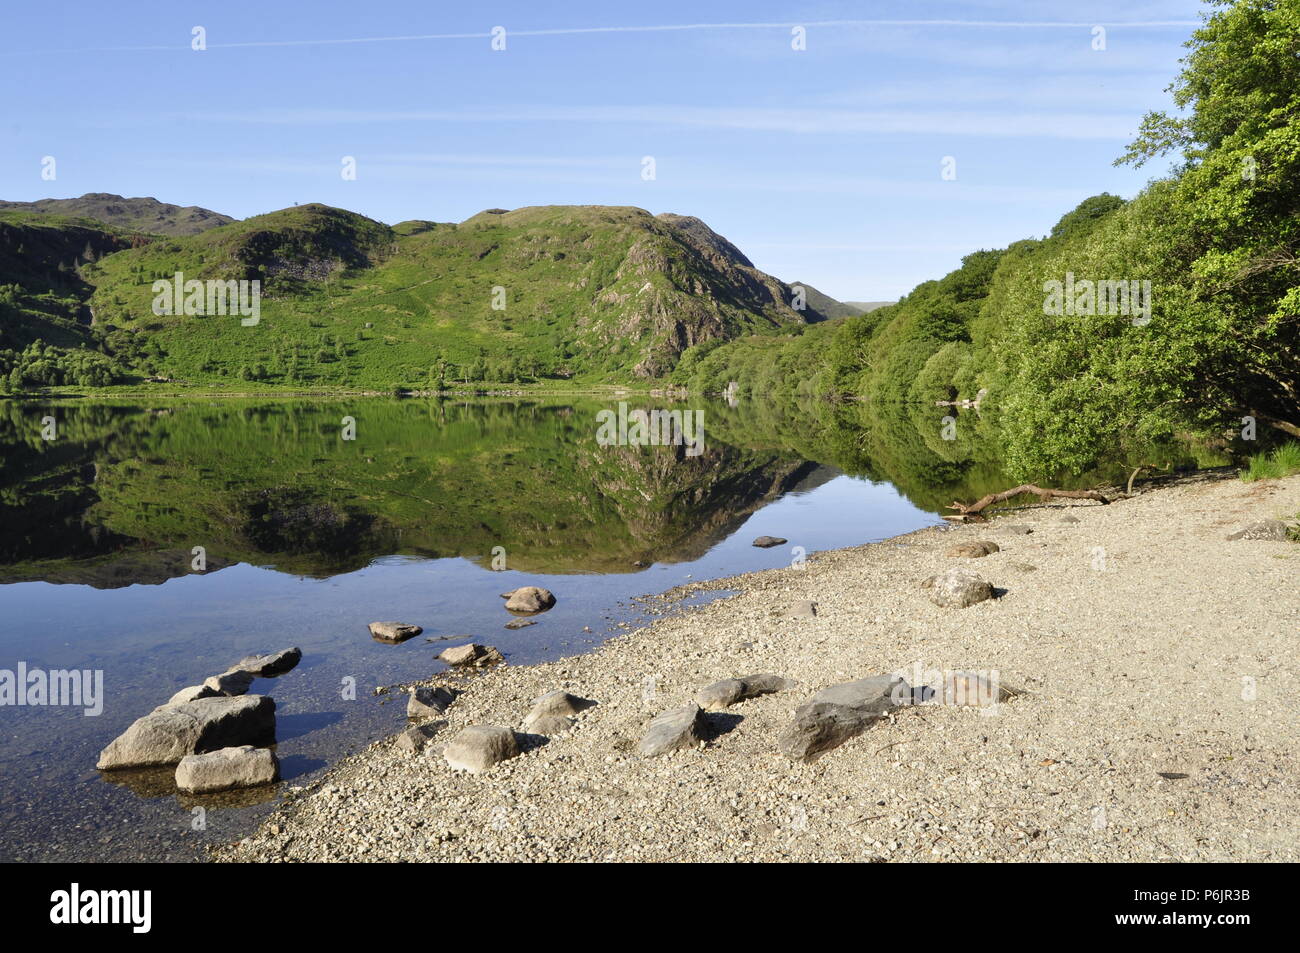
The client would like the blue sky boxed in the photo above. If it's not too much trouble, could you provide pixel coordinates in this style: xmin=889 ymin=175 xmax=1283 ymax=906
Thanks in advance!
xmin=0 ymin=0 xmax=1204 ymax=300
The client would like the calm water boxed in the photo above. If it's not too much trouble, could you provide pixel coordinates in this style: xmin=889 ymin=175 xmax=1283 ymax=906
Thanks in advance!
xmin=0 ymin=396 xmax=960 ymax=861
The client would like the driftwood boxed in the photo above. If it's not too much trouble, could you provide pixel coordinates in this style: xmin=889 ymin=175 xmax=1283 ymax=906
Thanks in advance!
xmin=947 ymin=484 xmax=1111 ymax=516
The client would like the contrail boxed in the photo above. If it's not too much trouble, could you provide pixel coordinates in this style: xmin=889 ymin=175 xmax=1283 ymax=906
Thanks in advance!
xmin=0 ymin=18 xmax=1204 ymax=56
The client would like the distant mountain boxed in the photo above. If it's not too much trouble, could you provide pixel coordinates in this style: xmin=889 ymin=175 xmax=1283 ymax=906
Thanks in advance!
xmin=0 ymin=193 xmax=235 ymax=237
xmin=844 ymin=301 xmax=895 ymax=313
xmin=75 ymin=203 xmax=821 ymax=383
xmin=788 ymin=282 xmax=868 ymax=320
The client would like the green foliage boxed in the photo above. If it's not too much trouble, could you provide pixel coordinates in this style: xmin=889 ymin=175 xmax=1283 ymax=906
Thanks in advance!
xmin=1240 ymin=441 xmax=1300 ymax=481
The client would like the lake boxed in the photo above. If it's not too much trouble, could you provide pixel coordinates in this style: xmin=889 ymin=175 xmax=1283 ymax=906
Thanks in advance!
xmin=0 ymin=395 xmax=999 ymax=861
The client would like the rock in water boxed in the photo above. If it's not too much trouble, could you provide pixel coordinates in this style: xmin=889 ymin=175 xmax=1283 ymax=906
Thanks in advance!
xmin=752 ymin=536 xmax=787 ymax=548
xmin=443 ymin=725 xmax=521 ymax=773
xmin=438 ymin=643 xmax=505 ymax=667
xmin=97 ymin=695 xmax=276 ymax=769
xmin=945 ymin=540 xmax=1000 ymax=558
xmin=1226 ymin=519 xmax=1289 ymax=541
xmin=927 ymin=568 xmax=994 ymax=608
xmin=203 ymin=670 xmax=255 ymax=696
xmin=408 ymin=686 xmax=455 ymax=719
xmin=230 ymin=647 xmax=302 ymax=677
xmin=504 ymin=618 xmax=536 ymax=629
xmin=167 ymin=685 xmax=218 ymax=706
xmin=638 ymin=704 xmax=707 ymax=757
xmin=175 ymin=745 xmax=278 ymax=793
xmin=502 ymin=586 xmax=556 ymax=613
xmin=778 ymin=675 xmax=909 ymax=762
xmin=695 ymin=673 xmax=796 ymax=711
xmin=369 ymin=621 xmax=423 ymax=643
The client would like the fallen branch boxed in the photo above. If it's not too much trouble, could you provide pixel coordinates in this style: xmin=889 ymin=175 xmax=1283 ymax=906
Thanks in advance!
xmin=947 ymin=484 xmax=1110 ymax=516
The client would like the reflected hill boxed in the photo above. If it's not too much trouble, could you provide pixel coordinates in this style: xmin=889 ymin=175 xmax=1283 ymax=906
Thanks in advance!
xmin=0 ymin=399 xmax=830 ymax=585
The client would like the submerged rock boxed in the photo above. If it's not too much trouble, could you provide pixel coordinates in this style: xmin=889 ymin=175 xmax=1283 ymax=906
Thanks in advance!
xmin=369 ymin=621 xmax=423 ymax=643
xmin=175 ymin=745 xmax=278 ymax=793
xmin=752 ymin=536 xmax=787 ymax=548
xmin=230 ymin=647 xmax=302 ymax=677
xmin=98 ymin=695 xmax=276 ymax=770
xmin=502 ymin=586 xmax=556 ymax=613
xmin=638 ymin=704 xmax=707 ymax=757
xmin=443 ymin=725 xmax=520 ymax=773
xmin=927 ymin=568 xmax=994 ymax=608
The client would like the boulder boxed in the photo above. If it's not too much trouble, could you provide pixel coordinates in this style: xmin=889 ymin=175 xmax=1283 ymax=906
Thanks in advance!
xmin=395 ymin=723 xmax=438 ymax=755
xmin=752 ymin=536 xmax=787 ymax=548
xmin=778 ymin=675 xmax=910 ymax=762
xmin=175 ymin=745 xmax=278 ymax=793
xmin=230 ymin=647 xmax=302 ymax=677
xmin=98 ymin=695 xmax=276 ymax=770
xmin=525 ymin=690 xmax=587 ymax=721
xmin=202 ymin=670 xmax=255 ymax=696
xmin=525 ymin=715 xmax=574 ymax=735
xmin=927 ymin=567 xmax=994 ymax=608
xmin=443 ymin=725 xmax=520 ymax=773
xmin=408 ymin=686 xmax=454 ymax=720
xmin=502 ymin=586 xmax=556 ymax=613
xmin=695 ymin=673 xmax=796 ymax=711
xmin=166 ymin=685 xmax=218 ymax=706
xmin=1226 ymin=519 xmax=1289 ymax=541
xmin=945 ymin=540 xmax=1000 ymax=558
xmin=369 ymin=621 xmax=423 ymax=643
xmin=638 ymin=704 xmax=707 ymax=757
xmin=438 ymin=643 xmax=505 ymax=668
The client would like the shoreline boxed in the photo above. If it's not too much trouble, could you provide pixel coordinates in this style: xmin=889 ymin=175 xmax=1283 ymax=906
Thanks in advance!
xmin=215 ymin=471 xmax=1300 ymax=863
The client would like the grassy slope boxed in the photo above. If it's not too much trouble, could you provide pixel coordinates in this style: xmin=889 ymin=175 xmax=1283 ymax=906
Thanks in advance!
xmin=82 ymin=204 xmax=820 ymax=387
xmin=0 ymin=193 xmax=235 ymax=237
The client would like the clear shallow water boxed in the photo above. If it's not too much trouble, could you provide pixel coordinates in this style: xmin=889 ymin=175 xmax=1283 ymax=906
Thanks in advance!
xmin=0 ymin=398 xmax=944 ymax=861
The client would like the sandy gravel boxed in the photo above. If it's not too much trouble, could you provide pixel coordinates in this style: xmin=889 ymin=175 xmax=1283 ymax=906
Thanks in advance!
xmin=216 ymin=472 xmax=1300 ymax=863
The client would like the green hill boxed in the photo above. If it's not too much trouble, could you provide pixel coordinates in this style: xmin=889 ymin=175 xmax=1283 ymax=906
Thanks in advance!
xmin=78 ymin=203 xmax=826 ymax=386
xmin=0 ymin=193 xmax=235 ymax=237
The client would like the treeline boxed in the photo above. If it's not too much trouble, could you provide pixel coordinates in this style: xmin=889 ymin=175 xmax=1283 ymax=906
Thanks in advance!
xmin=675 ymin=0 xmax=1300 ymax=480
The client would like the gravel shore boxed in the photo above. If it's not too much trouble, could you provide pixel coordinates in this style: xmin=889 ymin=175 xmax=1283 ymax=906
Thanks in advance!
xmin=216 ymin=472 xmax=1300 ymax=863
